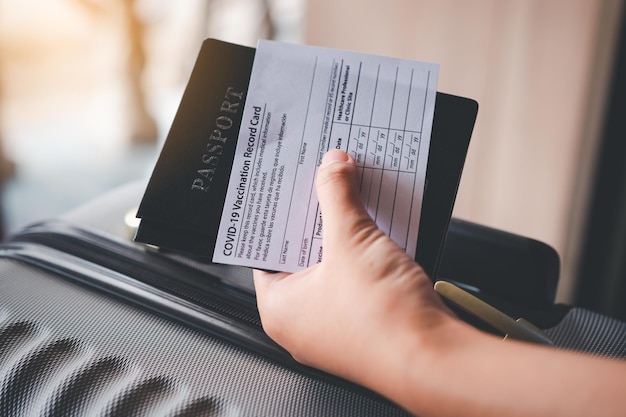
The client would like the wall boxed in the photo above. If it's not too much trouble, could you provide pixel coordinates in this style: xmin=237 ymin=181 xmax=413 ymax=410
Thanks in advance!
xmin=304 ymin=0 xmax=622 ymax=301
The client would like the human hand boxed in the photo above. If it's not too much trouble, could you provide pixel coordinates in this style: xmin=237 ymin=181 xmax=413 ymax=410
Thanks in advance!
xmin=253 ymin=149 xmax=456 ymax=390
xmin=255 ymin=150 xmax=626 ymax=417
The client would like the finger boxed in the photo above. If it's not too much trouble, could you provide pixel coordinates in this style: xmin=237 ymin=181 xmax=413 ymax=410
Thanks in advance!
xmin=252 ymin=269 xmax=289 ymax=294
xmin=316 ymin=150 xmax=378 ymax=250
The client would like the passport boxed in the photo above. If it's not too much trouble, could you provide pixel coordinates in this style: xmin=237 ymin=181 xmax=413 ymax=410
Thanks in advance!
xmin=136 ymin=39 xmax=255 ymax=258
xmin=135 ymin=38 xmax=478 ymax=278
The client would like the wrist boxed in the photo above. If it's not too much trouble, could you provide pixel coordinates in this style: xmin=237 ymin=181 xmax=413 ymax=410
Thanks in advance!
xmin=368 ymin=311 xmax=486 ymax=415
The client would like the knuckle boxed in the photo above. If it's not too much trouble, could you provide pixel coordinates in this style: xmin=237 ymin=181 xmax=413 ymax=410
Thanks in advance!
xmin=317 ymin=162 xmax=353 ymax=189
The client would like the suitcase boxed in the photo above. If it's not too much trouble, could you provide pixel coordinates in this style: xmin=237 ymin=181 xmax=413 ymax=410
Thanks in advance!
xmin=1 ymin=180 xmax=625 ymax=417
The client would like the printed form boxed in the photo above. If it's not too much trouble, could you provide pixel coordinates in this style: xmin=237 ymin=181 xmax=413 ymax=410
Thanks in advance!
xmin=213 ymin=40 xmax=439 ymax=272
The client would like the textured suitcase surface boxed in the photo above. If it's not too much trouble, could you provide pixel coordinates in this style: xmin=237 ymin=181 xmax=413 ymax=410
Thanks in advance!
xmin=2 ymin=183 xmax=626 ymax=416
xmin=0 ymin=241 xmax=411 ymax=416
xmin=545 ymin=308 xmax=626 ymax=358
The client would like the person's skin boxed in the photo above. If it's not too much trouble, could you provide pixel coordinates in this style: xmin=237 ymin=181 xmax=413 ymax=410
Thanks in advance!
xmin=253 ymin=149 xmax=626 ymax=417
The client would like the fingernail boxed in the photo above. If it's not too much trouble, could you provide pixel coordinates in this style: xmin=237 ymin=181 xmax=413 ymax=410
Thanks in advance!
xmin=321 ymin=150 xmax=351 ymax=168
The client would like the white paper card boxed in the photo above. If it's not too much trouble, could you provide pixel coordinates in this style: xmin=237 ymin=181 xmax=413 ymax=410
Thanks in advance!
xmin=213 ymin=40 xmax=439 ymax=272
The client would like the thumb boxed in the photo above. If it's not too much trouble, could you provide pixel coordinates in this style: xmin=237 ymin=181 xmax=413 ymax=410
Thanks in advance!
xmin=316 ymin=150 xmax=379 ymax=250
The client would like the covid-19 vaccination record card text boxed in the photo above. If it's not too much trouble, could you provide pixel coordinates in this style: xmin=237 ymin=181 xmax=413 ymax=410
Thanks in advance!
xmin=213 ymin=40 xmax=438 ymax=272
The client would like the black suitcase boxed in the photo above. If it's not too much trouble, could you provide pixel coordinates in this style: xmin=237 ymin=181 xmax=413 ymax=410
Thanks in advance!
xmin=1 ymin=181 xmax=625 ymax=417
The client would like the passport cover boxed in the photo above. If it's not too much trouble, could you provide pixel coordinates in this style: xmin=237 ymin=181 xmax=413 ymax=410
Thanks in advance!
xmin=136 ymin=39 xmax=255 ymax=257
xmin=135 ymin=38 xmax=478 ymax=278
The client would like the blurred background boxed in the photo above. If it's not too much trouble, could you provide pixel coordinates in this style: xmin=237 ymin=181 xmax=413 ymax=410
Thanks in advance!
xmin=0 ymin=0 xmax=624 ymax=316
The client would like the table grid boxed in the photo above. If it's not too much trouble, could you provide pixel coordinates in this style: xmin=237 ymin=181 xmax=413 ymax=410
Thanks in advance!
xmin=302 ymin=58 xmax=432 ymax=260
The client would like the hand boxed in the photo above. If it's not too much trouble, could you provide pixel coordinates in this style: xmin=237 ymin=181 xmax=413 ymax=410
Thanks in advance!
xmin=253 ymin=149 xmax=455 ymax=389
xmin=254 ymin=150 xmax=626 ymax=417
